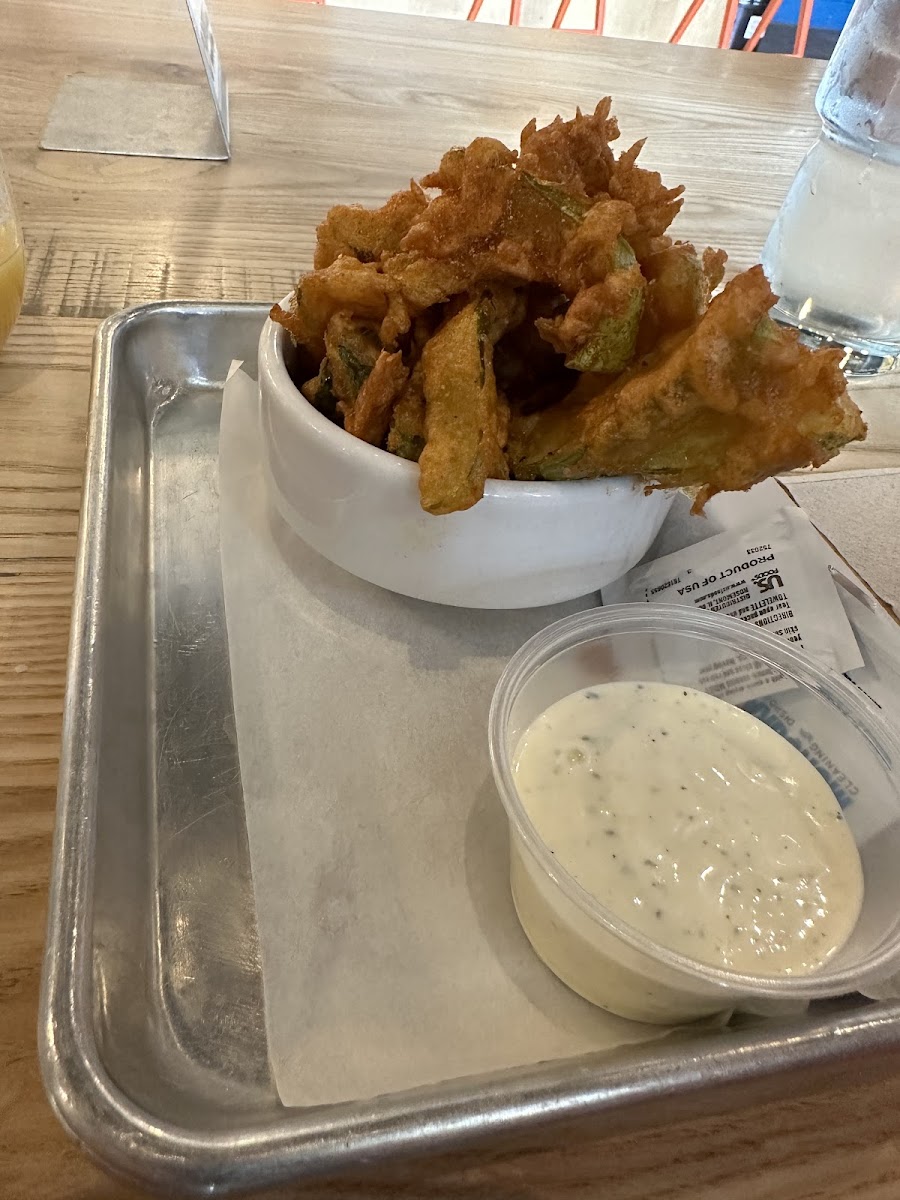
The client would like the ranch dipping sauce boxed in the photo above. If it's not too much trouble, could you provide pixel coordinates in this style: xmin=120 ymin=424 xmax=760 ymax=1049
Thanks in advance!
xmin=511 ymin=681 xmax=864 ymax=1017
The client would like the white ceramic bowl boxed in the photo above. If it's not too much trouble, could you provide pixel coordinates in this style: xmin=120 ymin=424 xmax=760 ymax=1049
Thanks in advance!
xmin=257 ymin=309 xmax=675 ymax=608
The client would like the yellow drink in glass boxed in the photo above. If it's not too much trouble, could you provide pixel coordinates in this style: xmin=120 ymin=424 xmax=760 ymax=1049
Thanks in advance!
xmin=0 ymin=218 xmax=24 ymax=351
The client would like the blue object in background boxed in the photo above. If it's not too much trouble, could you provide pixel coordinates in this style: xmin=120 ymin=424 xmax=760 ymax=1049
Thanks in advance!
xmin=775 ymin=0 xmax=853 ymax=30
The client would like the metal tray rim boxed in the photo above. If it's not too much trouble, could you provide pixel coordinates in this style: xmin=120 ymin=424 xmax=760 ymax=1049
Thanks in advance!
xmin=37 ymin=302 xmax=900 ymax=1196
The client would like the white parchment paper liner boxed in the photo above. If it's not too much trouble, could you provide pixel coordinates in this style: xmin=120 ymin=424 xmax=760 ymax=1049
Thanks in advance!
xmin=218 ymin=368 xmax=669 ymax=1107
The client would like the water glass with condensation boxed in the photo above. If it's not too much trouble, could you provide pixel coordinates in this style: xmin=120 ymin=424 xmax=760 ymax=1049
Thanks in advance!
xmin=0 ymin=151 xmax=25 ymax=354
xmin=761 ymin=0 xmax=900 ymax=376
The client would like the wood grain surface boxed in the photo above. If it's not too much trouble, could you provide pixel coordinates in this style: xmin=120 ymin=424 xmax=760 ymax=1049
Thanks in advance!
xmin=2 ymin=1 xmax=900 ymax=1196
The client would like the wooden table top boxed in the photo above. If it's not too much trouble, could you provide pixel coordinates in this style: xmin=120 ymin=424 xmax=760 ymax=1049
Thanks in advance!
xmin=3 ymin=1 xmax=900 ymax=1195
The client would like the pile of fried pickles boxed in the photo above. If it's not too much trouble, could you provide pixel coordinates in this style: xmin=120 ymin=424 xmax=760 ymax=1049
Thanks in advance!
xmin=272 ymin=101 xmax=865 ymax=515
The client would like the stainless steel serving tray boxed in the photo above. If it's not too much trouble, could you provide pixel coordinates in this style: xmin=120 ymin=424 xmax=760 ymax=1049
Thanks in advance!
xmin=39 ymin=302 xmax=900 ymax=1196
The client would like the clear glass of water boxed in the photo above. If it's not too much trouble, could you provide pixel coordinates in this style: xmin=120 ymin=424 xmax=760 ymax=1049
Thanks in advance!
xmin=761 ymin=0 xmax=900 ymax=377
xmin=0 ymin=151 xmax=25 ymax=354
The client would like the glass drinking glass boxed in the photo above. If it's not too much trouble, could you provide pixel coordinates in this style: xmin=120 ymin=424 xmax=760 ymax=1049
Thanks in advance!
xmin=0 ymin=151 xmax=25 ymax=354
xmin=761 ymin=0 xmax=900 ymax=377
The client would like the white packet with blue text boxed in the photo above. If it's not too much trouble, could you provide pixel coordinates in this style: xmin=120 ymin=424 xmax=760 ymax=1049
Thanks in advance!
xmin=603 ymin=505 xmax=864 ymax=703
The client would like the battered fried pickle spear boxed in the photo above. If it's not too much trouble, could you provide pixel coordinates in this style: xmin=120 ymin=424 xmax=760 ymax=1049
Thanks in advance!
xmin=509 ymin=266 xmax=865 ymax=511
xmin=418 ymin=288 xmax=524 ymax=514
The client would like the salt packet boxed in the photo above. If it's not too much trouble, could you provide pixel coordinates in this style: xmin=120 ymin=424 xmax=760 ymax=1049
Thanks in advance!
xmin=603 ymin=506 xmax=864 ymax=703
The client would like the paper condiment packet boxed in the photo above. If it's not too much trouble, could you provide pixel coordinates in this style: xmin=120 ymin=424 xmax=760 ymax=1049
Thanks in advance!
xmin=603 ymin=488 xmax=900 ymax=841
xmin=603 ymin=506 xmax=864 ymax=694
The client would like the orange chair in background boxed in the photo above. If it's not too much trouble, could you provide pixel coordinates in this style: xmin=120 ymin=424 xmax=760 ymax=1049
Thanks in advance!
xmin=292 ymin=0 xmax=814 ymax=56
xmin=664 ymin=0 xmax=815 ymax=54
xmin=466 ymin=0 xmax=604 ymax=33
xmin=463 ymin=0 xmax=814 ymax=53
xmin=667 ymin=0 xmax=740 ymax=47
xmin=551 ymin=0 xmax=605 ymax=33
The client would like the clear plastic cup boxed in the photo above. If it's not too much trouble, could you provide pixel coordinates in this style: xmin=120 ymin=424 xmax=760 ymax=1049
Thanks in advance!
xmin=488 ymin=604 xmax=900 ymax=1024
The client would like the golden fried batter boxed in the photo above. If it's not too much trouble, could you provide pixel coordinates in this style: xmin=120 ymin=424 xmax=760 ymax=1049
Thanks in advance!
xmin=418 ymin=292 xmax=518 ymax=514
xmin=402 ymin=138 xmax=518 ymax=261
xmin=536 ymin=262 xmax=646 ymax=372
xmin=637 ymin=241 xmax=728 ymax=352
xmin=271 ymin=256 xmax=410 ymax=359
xmin=387 ymin=360 xmax=427 ymax=462
xmin=273 ymin=102 xmax=865 ymax=516
xmin=323 ymin=311 xmax=382 ymax=418
xmin=314 ymin=184 xmax=428 ymax=270
xmin=344 ymin=350 xmax=409 ymax=446
xmin=509 ymin=267 xmax=865 ymax=510
xmin=518 ymin=99 xmax=619 ymax=199
xmin=608 ymin=139 xmax=685 ymax=262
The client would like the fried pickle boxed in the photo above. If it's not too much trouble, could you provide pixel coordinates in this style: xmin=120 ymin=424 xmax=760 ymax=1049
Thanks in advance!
xmin=509 ymin=266 xmax=865 ymax=509
xmin=404 ymin=131 xmax=615 ymax=293
xmin=518 ymin=99 xmax=619 ymax=199
xmin=418 ymin=290 xmax=522 ymax=514
xmin=402 ymin=138 xmax=518 ymax=262
xmin=387 ymin=360 xmax=427 ymax=462
xmin=314 ymin=184 xmax=428 ymax=269
xmin=538 ymin=264 xmax=646 ymax=373
xmin=382 ymin=253 xmax=471 ymax=310
xmin=555 ymin=201 xmax=633 ymax=296
xmin=301 ymin=358 xmax=338 ymax=420
xmin=271 ymin=256 xmax=410 ymax=360
xmin=322 ymin=312 xmax=382 ymax=421
xmin=608 ymin=139 xmax=685 ymax=263
xmin=344 ymin=350 xmax=409 ymax=445
xmin=638 ymin=241 xmax=728 ymax=349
